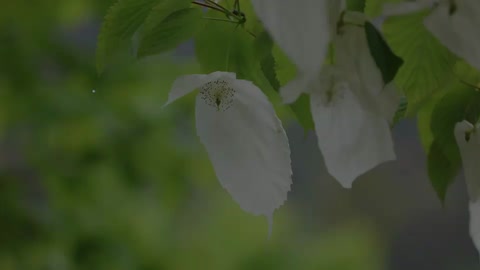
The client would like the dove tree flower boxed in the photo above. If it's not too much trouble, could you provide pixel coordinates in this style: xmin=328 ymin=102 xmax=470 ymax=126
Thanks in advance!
xmin=334 ymin=23 xmax=400 ymax=120
xmin=274 ymin=22 xmax=397 ymax=188
xmin=424 ymin=0 xmax=480 ymax=71
xmin=454 ymin=120 xmax=480 ymax=255
xmin=251 ymin=0 xmax=346 ymax=103
xmin=299 ymin=66 xmax=395 ymax=188
xmin=165 ymin=71 xmax=292 ymax=234
xmin=250 ymin=1 xmax=396 ymax=187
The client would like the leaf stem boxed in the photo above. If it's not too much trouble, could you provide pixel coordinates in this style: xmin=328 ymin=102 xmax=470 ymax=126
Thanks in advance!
xmin=234 ymin=0 xmax=240 ymax=12
xmin=205 ymin=0 xmax=231 ymax=14
xmin=192 ymin=1 xmax=224 ymax=13
xmin=203 ymin=17 xmax=238 ymax=24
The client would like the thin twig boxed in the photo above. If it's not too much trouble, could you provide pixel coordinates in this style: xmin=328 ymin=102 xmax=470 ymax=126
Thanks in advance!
xmin=234 ymin=0 xmax=240 ymax=12
xmin=203 ymin=17 xmax=238 ymax=24
xmin=205 ymin=0 xmax=231 ymax=14
xmin=192 ymin=1 xmax=224 ymax=13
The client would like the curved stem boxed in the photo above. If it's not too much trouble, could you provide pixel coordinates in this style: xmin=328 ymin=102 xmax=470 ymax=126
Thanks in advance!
xmin=203 ymin=17 xmax=238 ymax=24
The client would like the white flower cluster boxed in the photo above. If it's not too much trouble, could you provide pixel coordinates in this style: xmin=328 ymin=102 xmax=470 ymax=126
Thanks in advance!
xmin=165 ymin=0 xmax=480 ymax=250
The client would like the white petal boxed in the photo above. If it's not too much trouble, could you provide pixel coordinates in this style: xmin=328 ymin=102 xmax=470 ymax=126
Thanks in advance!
xmin=310 ymin=68 xmax=395 ymax=188
xmin=454 ymin=121 xmax=480 ymax=200
xmin=470 ymin=200 xmax=480 ymax=255
xmin=335 ymin=25 xmax=399 ymax=120
xmin=424 ymin=0 xmax=480 ymax=71
xmin=454 ymin=121 xmax=480 ymax=255
xmin=195 ymin=78 xmax=292 ymax=224
xmin=252 ymin=0 xmax=343 ymax=75
xmin=335 ymin=26 xmax=382 ymax=97
xmin=165 ymin=71 xmax=235 ymax=106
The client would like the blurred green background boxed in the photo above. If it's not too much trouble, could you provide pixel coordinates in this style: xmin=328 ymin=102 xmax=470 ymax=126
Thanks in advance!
xmin=0 ymin=1 xmax=479 ymax=269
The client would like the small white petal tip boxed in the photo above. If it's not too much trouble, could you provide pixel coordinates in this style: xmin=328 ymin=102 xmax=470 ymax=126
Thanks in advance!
xmin=469 ymin=201 xmax=480 ymax=255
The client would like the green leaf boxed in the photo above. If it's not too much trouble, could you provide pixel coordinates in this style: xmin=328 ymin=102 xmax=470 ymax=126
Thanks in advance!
xmin=254 ymin=31 xmax=280 ymax=91
xmin=382 ymin=9 xmax=457 ymax=114
xmin=96 ymin=0 xmax=160 ymax=73
xmin=453 ymin=61 xmax=480 ymax=88
xmin=346 ymin=0 xmax=365 ymax=12
xmin=427 ymin=75 xmax=480 ymax=203
xmin=364 ymin=21 xmax=403 ymax=84
xmin=194 ymin=1 xmax=275 ymax=98
xmin=427 ymin=141 xmax=461 ymax=204
xmin=138 ymin=8 xmax=203 ymax=58
xmin=195 ymin=20 xmax=260 ymax=82
xmin=431 ymin=82 xmax=480 ymax=151
xmin=272 ymin=45 xmax=297 ymax=86
xmin=417 ymin=94 xmax=442 ymax=152
xmin=142 ymin=0 xmax=191 ymax=33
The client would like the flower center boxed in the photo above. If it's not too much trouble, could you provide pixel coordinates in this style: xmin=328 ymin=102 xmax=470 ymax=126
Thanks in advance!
xmin=199 ymin=79 xmax=236 ymax=111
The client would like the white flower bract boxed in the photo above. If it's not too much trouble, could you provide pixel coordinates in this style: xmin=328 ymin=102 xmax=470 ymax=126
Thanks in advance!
xmin=166 ymin=71 xmax=292 ymax=235
xmin=335 ymin=25 xmax=400 ymax=120
xmin=309 ymin=67 xmax=396 ymax=188
xmin=454 ymin=120 xmax=480 ymax=255
xmin=272 ymin=22 xmax=397 ymax=188
xmin=252 ymin=0 xmax=345 ymax=103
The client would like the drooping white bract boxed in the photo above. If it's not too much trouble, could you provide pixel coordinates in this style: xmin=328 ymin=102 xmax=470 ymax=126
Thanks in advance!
xmin=165 ymin=71 xmax=292 ymax=234
xmin=424 ymin=0 xmax=480 ymax=71
xmin=454 ymin=121 xmax=480 ymax=255
xmin=275 ymin=21 xmax=397 ymax=188
xmin=308 ymin=67 xmax=396 ymax=188
xmin=251 ymin=0 xmax=346 ymax=103
xmin=335 ymin=25 xmax=400 ymax=121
